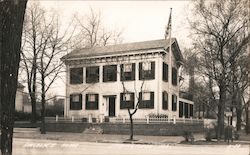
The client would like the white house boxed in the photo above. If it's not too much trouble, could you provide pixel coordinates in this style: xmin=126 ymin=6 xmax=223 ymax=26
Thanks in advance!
xmin=62 ymin=38 xmax=194 ymax=120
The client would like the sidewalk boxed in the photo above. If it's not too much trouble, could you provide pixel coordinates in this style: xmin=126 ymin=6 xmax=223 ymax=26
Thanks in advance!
xmin=13 ymin=131 xmax=186 ymax=145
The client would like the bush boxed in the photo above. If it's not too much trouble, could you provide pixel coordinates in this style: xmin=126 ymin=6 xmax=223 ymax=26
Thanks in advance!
xmin=183 ymin=131 xmax=194 ymax=143
xmin=148 ymin=113 xmax=168 ymax=118
xmin=14 ymin=111 xmax=41 ymax=121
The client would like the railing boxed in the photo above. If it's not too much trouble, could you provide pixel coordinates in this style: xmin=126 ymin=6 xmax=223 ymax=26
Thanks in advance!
xmin=45 ymin=115 xmax=204 ymax=124
xmin=109 ymin=117 xmax=204 ymax=124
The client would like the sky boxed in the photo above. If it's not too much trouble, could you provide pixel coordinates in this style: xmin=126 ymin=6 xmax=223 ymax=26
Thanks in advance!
xmin=27 ymin=0 xmax=193 ymax=97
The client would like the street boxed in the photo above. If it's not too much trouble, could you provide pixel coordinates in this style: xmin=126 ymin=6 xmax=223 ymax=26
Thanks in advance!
xmin=13 ymin=138 xmax=250 ymax=155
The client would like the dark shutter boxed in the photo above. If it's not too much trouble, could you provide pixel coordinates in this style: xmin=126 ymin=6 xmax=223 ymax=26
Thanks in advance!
xmin=120 ymin=64 xmax=124 ymax=81
xmin=151 ymin=62 xmax=155 ymax=79
xmin=172 ymin=95 xmax=177 ymax=111
xmin=131 ymin=63 xmax=135 ymax=80
xmin=70 ymin=94 xmax=73 ymax=109
xmin=179 ymin=101 xmax=183 ymax=117
xmin=184 ymin=103 xmax=189 ymax=118
xmin=95 ymin=94 xmax=99 ymax=109
xmin=163 ymin=63 xmax=168 ymax=82
xmin=138 ymin=92 xmax=142 ymax=108
xmin=162 ymin=92 xmax=168 ymax=110
xmin=85 ymin=94 xmax=89 ymax=109
xmin=79 ymin=94 xmax=82 ymax=110
xmin=150 ymin=92 xmax=154 ymax=108
xmin=139 ymin=62 xmax=142 ymax=80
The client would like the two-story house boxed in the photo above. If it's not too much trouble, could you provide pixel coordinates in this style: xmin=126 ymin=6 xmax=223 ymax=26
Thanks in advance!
xmin=62 ymin=38 xmax=194 ymax=120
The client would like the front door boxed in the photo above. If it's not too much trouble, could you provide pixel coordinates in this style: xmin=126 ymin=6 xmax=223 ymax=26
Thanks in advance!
xmin=108 ymin=96 xmax=116 ymax=117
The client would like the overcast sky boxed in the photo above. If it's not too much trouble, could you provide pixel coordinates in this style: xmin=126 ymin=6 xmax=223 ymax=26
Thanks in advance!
xmin=30 ymin=0 xmax=193 ymax=96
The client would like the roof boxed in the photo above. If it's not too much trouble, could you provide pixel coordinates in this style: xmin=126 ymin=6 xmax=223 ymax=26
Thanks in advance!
xmin=62 ymin=38 xmax=183 ymax=61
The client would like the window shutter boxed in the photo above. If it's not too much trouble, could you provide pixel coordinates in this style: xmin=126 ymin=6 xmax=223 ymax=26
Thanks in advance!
xmin=95 ymin=94 xmax=99 ymax=109
xmin=151 ymin=62 xmax=155 ymax=79
xmin=139 ymin=63 xmax=142 ymax=80
xmin=139 ymin=92 xmax=142 ymax=108
xmin=132 ymin=63 xmax=135 ymax=80
xmin=85 ymin=94 xmax=89 ymax=109
xmin=70 ymin=94 xmax=73 ymax=109
xmin=79 ymin=94 xmax=82 ymax=110
xmin=120 ymin=64 xmax=124 ymax=81
xmin=150 ymin=92 xmax=154 ymax=108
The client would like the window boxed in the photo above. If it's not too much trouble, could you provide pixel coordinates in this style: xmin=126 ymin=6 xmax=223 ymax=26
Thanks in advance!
xmin=179 ymin=101 xmax=184 ymax=117
xmin=139 ymin=61 xmax=155 ymax=80
xmin=172 ymin=67 xmax=177 ymax=86
xmin=120 ymin=93 xmax=134 ymax=109
xmin=190 ymin=104 xmax=193 ymax=117
xmin=86 ymin=66 xmax=99 ymax=83
xmin=162 ymin=91 xmax=168 ymax=110
xmin=163 ymin=62 xmax=168 ymax=82
xmin=139 ymin=92 xmax=154 ymax=109
xmin=70 ymin=94 xmax=82 ymax=110
xmin=172 ymin=94 xmax=177 ymax=111
xmin=86 ymin=94 xmax=99 ymax=110
xmin=103 ymin=65 xmax=117 ymax=82
xmin=70 ymin=68 xmax=83 ymax=84
xmin=120 ymin=63 xmax=135 ymax=81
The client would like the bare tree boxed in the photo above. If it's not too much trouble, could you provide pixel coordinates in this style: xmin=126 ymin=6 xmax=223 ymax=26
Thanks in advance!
xmin=189 ymin=0 xmax=249 ymax=139
xmin=0 ymin=0 xmax=27 ymax=154
xmin=73 ymin=8 xmax=123 ymax=48
xmin=21 ymin=4 xmax=74 ymax=133
xmin=21 ymin=4 xmax=45 ymax=123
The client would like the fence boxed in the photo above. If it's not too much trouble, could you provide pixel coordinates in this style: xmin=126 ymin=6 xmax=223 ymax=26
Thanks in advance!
xmin=45 ymin=115 xmax=204 ymax=124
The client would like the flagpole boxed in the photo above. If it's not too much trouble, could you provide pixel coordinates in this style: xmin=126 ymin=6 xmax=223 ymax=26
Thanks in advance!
xmin=168 ymin=8 xmax=173 ymax=119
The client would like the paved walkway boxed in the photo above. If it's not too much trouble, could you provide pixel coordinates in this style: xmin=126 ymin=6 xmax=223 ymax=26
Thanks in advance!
xmin=13 ymin=130 xmax=189 ymax=145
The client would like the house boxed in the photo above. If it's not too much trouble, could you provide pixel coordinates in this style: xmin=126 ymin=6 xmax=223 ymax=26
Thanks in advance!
xmin=61 ymin=38 xmax=194 ymax=120
xmin=15 ymin=83 xmax=25 ymax=112
xmin=15 ymin=83 xmax=32 ymax=113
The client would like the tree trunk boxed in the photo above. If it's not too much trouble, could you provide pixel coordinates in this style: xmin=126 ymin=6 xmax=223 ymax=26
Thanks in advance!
xmin=0 ymin=0 xmax=27 ymax=154
xmin=30 ymin=92 xmax=37 ymax=123
xmin=40 ymin=73 xmax=46 ymax=134
xmin=236 ymin=108 xmax=242 ymax=131
xmin=245 ymin=105 xmax=249 ymax=134
xmin=129 ymin=114 xmax=133 ymax=140
xmin=217 ymin=84 xmax=226 ymax=140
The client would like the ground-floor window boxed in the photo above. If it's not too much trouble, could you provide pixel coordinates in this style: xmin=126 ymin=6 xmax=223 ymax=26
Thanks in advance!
xmin=120 ymin=93 xmax=134 ymax=109
xmin=70 ymin=94 xmax=82 ymax=110
xmin=179 ymin=101 xmax=183 ymax=117
xmin=139 ymin=92 xmax=154 ymax=109
xmin=86 ymin=94 xmax=99 ymax=110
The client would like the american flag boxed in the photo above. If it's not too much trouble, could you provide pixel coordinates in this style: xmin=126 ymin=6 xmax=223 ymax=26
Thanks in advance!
xmin=165 ymin=8 xmax=172 ymax=39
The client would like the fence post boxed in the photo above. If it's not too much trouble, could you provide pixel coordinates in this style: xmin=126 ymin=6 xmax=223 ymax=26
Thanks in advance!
xmin=88 ymin=114 xmax=92 ymax=123
xmin=191 ymin=117 xmax=193 ymax=123
xmin=72 ymin=116 xmax=74 ymax=122
xmin=146 ymin=116 xmax=149 ymax=124
xmin=56 ymin=115 xmax=58 ymax=122
xmin=100 ymin=115 xmax=103 ymax=123
xmin=173 ymin=115 xmax=176 ymax=124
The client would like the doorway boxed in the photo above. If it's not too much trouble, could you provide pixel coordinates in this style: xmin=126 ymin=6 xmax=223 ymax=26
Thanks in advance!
xmin=108 ymin=96 xmax=116 ymax=117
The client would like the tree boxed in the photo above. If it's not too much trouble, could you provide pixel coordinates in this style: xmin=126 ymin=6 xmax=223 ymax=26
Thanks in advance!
xmin=189 ymin=0 xmax=249 ymax=139
xmin=0 ymin=0 xmax=27 ymax=154
xmin=21 ymin=4 xmax=45 ymax=123
xmin=21 ymin=4 xmax=73 ymax=134
xmin=73 ymin=8 xmax=123 ymax=48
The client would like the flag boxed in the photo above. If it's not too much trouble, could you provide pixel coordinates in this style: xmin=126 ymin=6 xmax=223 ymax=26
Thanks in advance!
xmin=165 ymin=8 xmax=172 ymax=39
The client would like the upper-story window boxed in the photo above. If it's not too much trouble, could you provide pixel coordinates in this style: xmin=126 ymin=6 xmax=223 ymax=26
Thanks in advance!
xmin=162 ymin=91 xmax=168 ymax=110
xmin=120 ymin=93 xmax=134 ymax=109
xmin=70 ymin=68 xmax=83 ymax=84
xmin=103 ymin=65 xmax=117 ymax=82
xmin=70 ymin=94 xmax=82 ymax=110
xmin=172 ymin=94 xmax=177 ymax=111
xmin=172 ymin=67 xmax=178 ymax=86
xmin=86 ymin=94 xmax=99 ymax=110
xmin=139 ymin=61 xmax=155 ymax=80
xmin=120 ymin=63 xmax=135 ymax=81
xmin=163 ymin=62 xmax=168 ymax=82
xmin=139 ymin=92 xmax=154 ymax=109
xmin=86 ymin=66 xmax=99 ymax=83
